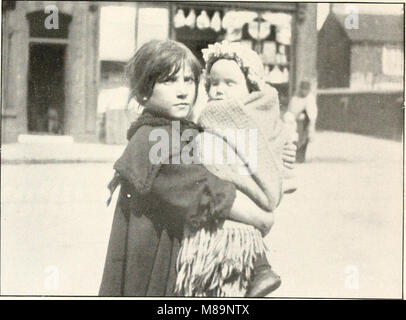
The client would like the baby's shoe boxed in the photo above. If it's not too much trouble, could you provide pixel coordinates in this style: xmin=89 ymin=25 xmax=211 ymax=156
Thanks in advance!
xmin=245 ymin=265 xmax=282 ymax=297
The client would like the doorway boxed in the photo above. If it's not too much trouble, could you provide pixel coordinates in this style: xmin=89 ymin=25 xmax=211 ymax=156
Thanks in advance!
xmin=27 ymin=43 xmax=66 ymax=134
xmin=175 ymin=26 xmax=224 ymax=65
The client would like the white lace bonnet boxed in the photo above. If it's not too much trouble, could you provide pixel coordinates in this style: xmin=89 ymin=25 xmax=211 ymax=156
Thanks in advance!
xmin=201 ymin=40 xmax=266 ymax=92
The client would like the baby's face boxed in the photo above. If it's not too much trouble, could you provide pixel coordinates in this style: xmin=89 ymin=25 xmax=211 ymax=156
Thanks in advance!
xmin=208 ymin=59 xmax=249 ymax=102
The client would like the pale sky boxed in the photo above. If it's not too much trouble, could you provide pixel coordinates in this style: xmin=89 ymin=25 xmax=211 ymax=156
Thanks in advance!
xmin=317 ymin=3 xmax=330 ymax=30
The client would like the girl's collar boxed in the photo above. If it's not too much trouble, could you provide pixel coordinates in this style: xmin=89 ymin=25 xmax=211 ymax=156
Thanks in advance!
xmin=126 ymin=108 xmax=203 ymax=141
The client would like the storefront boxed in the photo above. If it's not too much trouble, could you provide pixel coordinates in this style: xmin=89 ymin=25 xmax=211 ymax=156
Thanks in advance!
xmin=95 ymin=1 xmax=316 ymax=144
xmin=135 ymin=1 xmax=317 ymax=111
xmin=2 ymin=1 xmax=100 ymax=143
xmin=1 ymin=2 xmax=316 ymax=144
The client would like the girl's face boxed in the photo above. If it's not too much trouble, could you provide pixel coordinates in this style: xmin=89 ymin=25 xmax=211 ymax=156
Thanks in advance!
xmin=208 ymin=59 xmax=249 ymax=101
xmin=145 ymin=65 xmax=196 ymax=119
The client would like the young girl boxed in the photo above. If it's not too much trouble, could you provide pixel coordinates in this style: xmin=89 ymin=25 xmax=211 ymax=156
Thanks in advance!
xmin=99 ymin=39 xmax=275 ymax=296
xmin=175 ymin=41 xmax=296 ymax=297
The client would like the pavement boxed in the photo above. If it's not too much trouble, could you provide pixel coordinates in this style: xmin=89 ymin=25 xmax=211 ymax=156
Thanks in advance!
xmin=1 ymin=131 xmax=404 ymax=298
xmin=1 ymin=141 xmax=125 ymax=164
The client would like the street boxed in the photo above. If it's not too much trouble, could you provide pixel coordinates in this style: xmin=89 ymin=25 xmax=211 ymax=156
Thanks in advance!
xmin=1 ymin=131 xmax=403 ymax=298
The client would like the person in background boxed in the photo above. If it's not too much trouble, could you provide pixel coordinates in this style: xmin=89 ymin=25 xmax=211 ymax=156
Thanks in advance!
xmin=284 ymin=80 xmax=318 ymax=163
xmin=47 ymin=107 xmax=61 ymax=134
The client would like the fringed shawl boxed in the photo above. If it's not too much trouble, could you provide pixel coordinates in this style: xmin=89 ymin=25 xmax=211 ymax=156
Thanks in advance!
xmin=100 ymin=110 xmax=239 ymax=296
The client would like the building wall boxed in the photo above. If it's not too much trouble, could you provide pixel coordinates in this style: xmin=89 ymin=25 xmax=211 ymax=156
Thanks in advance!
xmin=64 ymin=3 xmax=100 ymax=142
xmin=1 ymin=1 xmax=99 ymax=143
xmin=294 ymin=3 xmax=318 ymax=91
xmin=2 ymin=3 xmax=30 ymax=143
xmin=317 ymin=90 xmax=403 ymax=140
xmin=317 ymin=14 xmax=351 ymax=89
xmin=351 ymin=43 xmax=382 ymax=75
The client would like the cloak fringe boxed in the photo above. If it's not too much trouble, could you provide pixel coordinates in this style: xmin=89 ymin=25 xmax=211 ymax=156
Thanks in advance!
xmin=175 ymin=224 xmax=267 ymax=297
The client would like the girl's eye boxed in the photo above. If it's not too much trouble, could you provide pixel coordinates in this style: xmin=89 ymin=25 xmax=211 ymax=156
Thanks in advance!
xmin=161 ymin=78 xmax=176 ymax=85
xmin=184 ymin=77 xmax=194 ymax=83
xmin=226 ymin=80 xmax=235 ymax=86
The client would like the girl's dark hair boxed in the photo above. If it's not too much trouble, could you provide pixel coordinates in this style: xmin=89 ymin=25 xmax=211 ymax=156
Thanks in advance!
xmin=126 ymin=40 xmax=202 ymax=104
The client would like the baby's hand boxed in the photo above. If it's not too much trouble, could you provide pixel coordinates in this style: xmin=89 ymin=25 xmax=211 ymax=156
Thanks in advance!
xmin=282 ymin=142 xmax=297 ymax=169
xmin=253 ymin=211 xmax=275 ymax=237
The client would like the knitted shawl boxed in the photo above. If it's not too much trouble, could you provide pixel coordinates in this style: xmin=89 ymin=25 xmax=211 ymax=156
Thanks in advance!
xmin=197 ymin=95 xmax=285 ymax=212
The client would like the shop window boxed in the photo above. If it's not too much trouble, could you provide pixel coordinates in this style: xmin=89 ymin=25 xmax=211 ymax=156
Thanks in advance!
xmin=382 ymin=46 xmax=403 ymax=76
xmin=99 ymin=6 xmax=136 ymax=61
xmin=136 ymin=7 xmax=169 ymax=49
xmin=174 ymin=8 xmax=225 ymax=65
xmin=172 ymin=6 xmax=292 ymax=87
xmin=2 ymin=1 xmax=16 ymax=11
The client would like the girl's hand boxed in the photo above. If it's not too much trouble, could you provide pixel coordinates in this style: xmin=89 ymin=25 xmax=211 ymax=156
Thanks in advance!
xmin=282 ymin=142 xmax=297 ymax=169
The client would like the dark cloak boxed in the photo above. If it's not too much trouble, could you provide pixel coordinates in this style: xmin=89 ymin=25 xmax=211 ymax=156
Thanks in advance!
xmin=99 ymin=111 xmax=237 ymax=296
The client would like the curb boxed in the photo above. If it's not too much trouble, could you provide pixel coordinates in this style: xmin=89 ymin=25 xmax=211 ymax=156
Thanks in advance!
xmin=1 ymin=159 xmax=115 ymax=165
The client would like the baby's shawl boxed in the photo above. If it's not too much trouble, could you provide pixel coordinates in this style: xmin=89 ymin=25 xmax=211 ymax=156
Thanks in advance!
xmin=196 ymin=89 xmax=287 ymax=212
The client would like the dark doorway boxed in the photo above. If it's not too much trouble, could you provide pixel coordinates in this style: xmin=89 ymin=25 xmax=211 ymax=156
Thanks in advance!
xmin=175 ymin=27 xmax=225 ymax=65
xmin=27 ymin=43 xmax=66 ymax=133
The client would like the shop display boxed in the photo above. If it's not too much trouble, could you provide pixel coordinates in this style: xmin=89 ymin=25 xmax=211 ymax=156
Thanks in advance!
xmin=262 ymin=41 xmax=276 ymax=64
xmin=282 ymin=67 xmax=289 ymax=83
xmin=196 ymin=10 xmax=210 ymax=30
xmin=210 ymin=11 xmax=222 ymax=32
xmin=222 ymin=10 xmax=256 ymax=31
xmin=276 ymin=25 xmax=291 ymax=45
xmin=267 ymin=65 xmax=284 ymax=84
xmin=185 ymin=8 xmax=196 ymax=28
xmin=240 ymin=39 xmax=253 ymax=50
xmin=174 ymin=9 xmax=186 ymax=29
xmin=173 ymin=7 xmax=292 ymax=84
xmin=248 ymin=17 xmax=271 ymax=40
xmin=280 ymin=53 xmax=288 ymax=65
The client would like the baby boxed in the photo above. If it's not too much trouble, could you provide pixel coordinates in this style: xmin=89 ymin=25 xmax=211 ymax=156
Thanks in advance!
xmin=175 ymin=41 xmax=296 ymax=297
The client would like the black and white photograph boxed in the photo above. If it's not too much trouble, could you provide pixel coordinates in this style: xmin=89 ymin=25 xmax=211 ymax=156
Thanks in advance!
xmin=1 ymin=1 xmax=404 ymax=300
